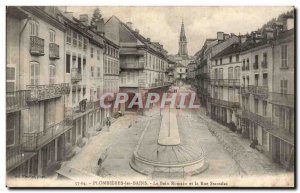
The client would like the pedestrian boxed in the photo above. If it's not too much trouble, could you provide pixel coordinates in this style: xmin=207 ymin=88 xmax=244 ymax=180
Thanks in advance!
xmin=106 ymin=116 xmax=111 ymax=131
xmin=97 ymin=158 xmax=103 ymax=176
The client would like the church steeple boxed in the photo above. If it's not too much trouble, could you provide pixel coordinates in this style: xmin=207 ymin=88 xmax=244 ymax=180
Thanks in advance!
xmin=178 ymin=20 xmax=188 ymax=56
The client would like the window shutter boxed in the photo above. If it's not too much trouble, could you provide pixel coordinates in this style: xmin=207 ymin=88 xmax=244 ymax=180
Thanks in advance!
xmin=6 ymin=66 xmax=16 ymax=92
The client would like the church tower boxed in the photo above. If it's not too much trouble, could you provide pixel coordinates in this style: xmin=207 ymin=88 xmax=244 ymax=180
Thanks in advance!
xmin=178 ymin=20 xmax=188 ymax=57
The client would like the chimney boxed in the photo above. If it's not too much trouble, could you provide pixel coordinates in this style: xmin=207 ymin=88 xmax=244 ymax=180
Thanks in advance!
xmin=224 ymin=33 xmax=230 ymax=40
xmin=64 ymin=11 xmax=73 ymax=19
xmin=135 ymin=28 xmax=139 ymax=33
xmin=286 ymin=17 xmax=294 ymax=30
xmin=217 ymin=32 xmax=224 ymax=41
xmin=79 ymin=14 xmax=89 ymax=26
xmin=147 ymin=38 xmax=151 ymax=42
xmin=265 ymin=28 xmax=274 ymax=40
xmin=95 ymin=18 xmax=105 ymax=35
xmin=126 ymin=22 xmax=133 ymax=29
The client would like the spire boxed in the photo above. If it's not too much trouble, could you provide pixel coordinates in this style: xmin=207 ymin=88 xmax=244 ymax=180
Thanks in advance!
xmin=179 ymin=20 xmax=187 ymax=42
xmin=178 ymin=20 xmax=188 ymax=56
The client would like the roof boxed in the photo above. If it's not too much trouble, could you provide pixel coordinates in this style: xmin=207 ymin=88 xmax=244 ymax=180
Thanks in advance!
xmin=211 ymin=43 xmax=241 ymax=60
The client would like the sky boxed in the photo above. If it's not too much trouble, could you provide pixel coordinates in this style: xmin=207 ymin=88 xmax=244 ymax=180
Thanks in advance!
xmin=67 ymin=6 xmax=293 ymax=56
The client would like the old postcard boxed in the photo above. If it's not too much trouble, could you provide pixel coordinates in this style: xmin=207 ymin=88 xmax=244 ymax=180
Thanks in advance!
xmin=6 ymin=6 xmax=295 ymax=188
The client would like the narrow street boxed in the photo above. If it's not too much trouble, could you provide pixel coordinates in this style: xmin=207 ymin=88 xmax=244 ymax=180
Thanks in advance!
xmin=60 ymin=85 xmax=291 ymax=180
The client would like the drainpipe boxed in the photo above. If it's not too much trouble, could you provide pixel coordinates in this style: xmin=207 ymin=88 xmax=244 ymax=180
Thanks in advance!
xmin=19 ymin=15 xmax=31 ymax=90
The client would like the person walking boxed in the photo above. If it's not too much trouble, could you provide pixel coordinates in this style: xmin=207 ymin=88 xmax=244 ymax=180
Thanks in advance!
xmin=106 ymin=116 xmax=111 ymax=132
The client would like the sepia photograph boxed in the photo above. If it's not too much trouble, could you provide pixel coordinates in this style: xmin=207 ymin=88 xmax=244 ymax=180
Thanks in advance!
xmin=5 ymin=5 xmax=295 ymax=188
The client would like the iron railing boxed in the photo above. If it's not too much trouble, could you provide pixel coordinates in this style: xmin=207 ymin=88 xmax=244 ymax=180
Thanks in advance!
xmin=71 ymin=68 xmax=82 ymax=82
xmin=269 ymin=92 xmax=294 ymax=108
xmin=30 ymin=36 xmax=44 ymax=56
xmin=209 ymin=97 xmax=240 ymax=108
xmin=49 ymin=43 xmax=59 ymax=59
xmin=26 ymin=83 xmax=70 ymax=102
xmin=22 ymin=120 xmax=72 ymax=151
xmin=210 ymin=79 xmax=240 ymax=87
xmin=241 ymin=109 xmax=271 ymax=128
xmin=6 ymin=90 xmax=31 ymax=113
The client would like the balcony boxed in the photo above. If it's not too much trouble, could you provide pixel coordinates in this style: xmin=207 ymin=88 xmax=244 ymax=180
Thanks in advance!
xmin=26 ymin=83 xmax=70 ymax=102
xmin=248 ymin=85 xmax=268 ymax=99
xmin=209 ymin=97 xmax=239 ymax=108
xmin=71 ymin=68 xmax=82 ymax=83
xmin=65 ymin=100 xmax=95 ymax=121
xmin=49 ymin=43 xmax=60 ymax=59
xmin=6 ymin=145 xmax=36 ymax=172
xmin=6 ymin=90 xmax=31 ymax=113
xmin=241 ymin=109 xmax=271 ymax=128
xmin=120 ymin=61 xmax=144 ymax=70
xmin=210 ymin=79 xmax=240 ymax=87
xmin=23 ymin=119 xmax=72 ymax=151
xmin=253 ymin=62 xmax=259 ymax=70
xmin=269 ymin=92 xmax=294 ymax=108
xmin=261 ymin=60 xmax=268 ymax=68
xmin=30 ymin=36 xmax=45 ymax=56
xmin=147 ymin=81 xmax=171 ymax=89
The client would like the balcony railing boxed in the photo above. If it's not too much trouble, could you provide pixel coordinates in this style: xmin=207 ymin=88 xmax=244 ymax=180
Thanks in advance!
xmin=26 ymin=83 xmax=70 ymax=102
xmin=65 ymin=100 xmax=95 ymax=121
xmin=120 ymin=62 xmax=144 ymax=70
xmin=30 ymin=36 xmax=45 ymax=56
xmin=49 ymin=43 xmax=59 ymax=59
xmin=209 ymin=97 xmax=239 ymax=108
xmin=22 ymin=119 xmax=72 ymax=151
xmin=269 ymin=92 xmax=294 ymax=108
xmin=248 ymin=85 xmax=268 ymax=99
xmin=6 ymin=144 xmax=36 ymax=171
xmin=210 ymin=79 xmax=240 ymax=87
xmin=6 ymin=90 xmax=31 ymax=113
xmin=71 ymin=68 xmax=82 ymax=83
xmin=241 ymin=109 xmax=271 ymax=128
xmin=147 ymin=81 xmax=171 ymax=88
xmin=261 ymin=60 xmax=268 ymax=68
xmin=253 ymin=62 xmax=259 ymax=70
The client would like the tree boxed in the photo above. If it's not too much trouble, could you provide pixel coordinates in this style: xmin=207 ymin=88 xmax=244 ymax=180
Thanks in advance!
xmin=90 ymin=8 xmax=103 ymax=27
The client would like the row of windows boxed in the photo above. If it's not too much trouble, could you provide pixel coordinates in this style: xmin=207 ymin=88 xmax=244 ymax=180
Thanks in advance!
xmin=215 ymin=54 xmax=240 ymax=66
xmin=90 ymin=47 xmax=102 ymax=60
xmin=66 ymin=28 xmax=88 ymax=51
xmin=30 ymin=21 xmax=56 ymax=43
xmin=145 ymin=53 xmax=166 ymax=71
xmin=214 ymin=66 xmax=240 ymax=79
xmin=104 ymin=59 xmax=119 ymax=75
xmin=104 ymin=80 xmax=119 ymax=93
xmin=105 ymin=45 xmax=119 ymax=58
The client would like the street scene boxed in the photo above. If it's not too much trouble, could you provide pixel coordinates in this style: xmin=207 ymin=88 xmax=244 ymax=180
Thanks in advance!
xmin=6 ymin=6 xmax=294 ymax=187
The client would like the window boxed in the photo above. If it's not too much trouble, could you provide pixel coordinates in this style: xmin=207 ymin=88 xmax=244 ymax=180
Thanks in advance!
xmin=30 ymin=21 xmax=39 ymax=36
xmin=49 ymin=30 xmax=55 ymax=43
xmin=91 ymin=66 xmax=94 ymax=77
xmin=236 ymin=54 xmax=239 ymax=62
xmin=219 ymin=68 xmax=223 ymax=79
xmin=66 ymin=130 xmax=71 ymax=143
xmin=90 ymin=47 xmax=94 ymax=58
xmin=281 ymin=45 xmax=288 ymax=68
xmin=97 ymin=50 xmax=100 ymax=60
xmin=97 ymin=67 xmax=100 ymax=77
xmin=255 ymin=55 xmax=258 ymax=64
xmin=6 ymin=65 xmax=16 ymax=92
xmin=45 ymin=100 xmax=55 ymax=127
xmin=263 ymin=73 xmax=268 ymax=86
xmin=66 ymin=54 xmax=71 ymax=73
xmin=280 ymin=80 xmax=288 ymax=94
xmin=235 ymin=66 xmax=240 ymax=79
xmin=30 ymin=62 xmax=40 ymax=85
xmin=66 ymin=28 xmax=72 ymax=44
xmin=83 ymin=38 xmax=87 ymax=51
xmin=78 ymin=35 xmax=82 ymax=49
xmin=220 ymin=58 xmax=222 ymax=65
xmin=215 ymin=60 xmax=218 ymax=65
xmin=255 ymin=74 xmax=259 ymax=86
xmin=49 ymin=64 xmax=56 ymax=84
xmin=104 ymin=59 xmax=108 ymax=74
xmin=263 ymin=101 xmax=267 ymax=116
xmin=263 ymin=52 xmax=267 ymax=64
xmin=228 ymin=67 xmax=233 ymax=79
xmin=72 ymin=31 xmax=77 ymax=47
xmin=229 ymin=56 xmax=232 ymax=63
xmin=6 ymin=114 xmax=16 ymax=146
xmin=254 ymin=99 xmax=259 ymax=114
